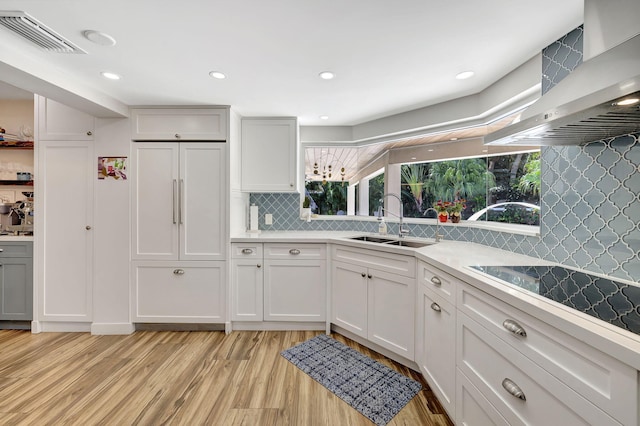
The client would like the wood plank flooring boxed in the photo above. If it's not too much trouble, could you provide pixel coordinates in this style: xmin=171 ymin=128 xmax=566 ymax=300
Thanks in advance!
xmin=0 ymin=330 xmax=453 ymax=425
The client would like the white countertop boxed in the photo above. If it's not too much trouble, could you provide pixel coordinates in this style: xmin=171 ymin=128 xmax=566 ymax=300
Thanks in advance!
xmin=231 ymin=230 xmax=640 ymax=369
xmin=0 ymin=235 xmax=34 ymax=242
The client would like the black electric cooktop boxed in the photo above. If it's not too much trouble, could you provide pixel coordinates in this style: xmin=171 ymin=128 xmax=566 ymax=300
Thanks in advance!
xmin=470 ymin=265 xmax=640 ymax=336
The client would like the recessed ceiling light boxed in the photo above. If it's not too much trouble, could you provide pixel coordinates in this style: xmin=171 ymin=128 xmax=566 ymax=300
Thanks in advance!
xmin=209 ymin=71 xmax=226 ymax=79
xmin=320 ymin=115 xmax=329 ymax=120
xmin=411 ymin=157 xmax=417 ymax=160
xmin=319 ymin=71 xmax=335 ymax=80
xmin=482 ymin=149 xmax=488 ymax=153
xmin=83 ymin=30 xmax=116 ymax=46
xmin=101 ymin=71 xmax=121 ymax=80
xmin=451 ymin=137 xmax=458 ymax=141
xmin=615 ymin=98 xmax=639 ymax=106
xmin=427 ymin=149 xmax=434 ymax=152
xmin=455 ymin=71 xmax=475 ymax=80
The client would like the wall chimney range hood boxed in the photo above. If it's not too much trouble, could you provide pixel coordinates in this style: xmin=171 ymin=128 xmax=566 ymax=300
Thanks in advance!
xmin=485 ymin=35 xmax=640 ymax=146
xmin=485 ymin=0 xmax=640 ymax=146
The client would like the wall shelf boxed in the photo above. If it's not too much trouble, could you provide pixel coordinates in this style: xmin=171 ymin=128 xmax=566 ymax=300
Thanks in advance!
xmin=0 ymin=141 xmax=34 ymax=149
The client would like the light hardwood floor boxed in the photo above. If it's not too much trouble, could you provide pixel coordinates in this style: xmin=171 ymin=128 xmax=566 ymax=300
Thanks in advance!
xmin=0 ymin=329 xmax=453 ymax=425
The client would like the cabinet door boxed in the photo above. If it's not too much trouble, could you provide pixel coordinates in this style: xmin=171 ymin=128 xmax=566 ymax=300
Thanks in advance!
xmin=331 ymin=260 xmax=368 ymax=338
xmin=231 ymin=258 xmax=263 ymax=321
xmin=131 ymin=108 xmax=227 ymax=141
xmin=0 ymin=257 xmax=33 ymax=321
xmin=179 ymin=143 xmax=225 ymax=260
xmin=263 ymin=259 xmax=326 ymax=322
xmin=417 ymin=286 xmax=456 ymax=417
xmin=368 ymin=268 xmax=415 ymax=360
xmin=37 ymin=96 xmax=94 ymax=140
xmin=456 ymin=369 xmax=510 ymax=426
xmin=241 ymin=118 xmax=297 ymax=192
xmin=132 ymin=261 xmax=225 ymax=323
xmin=131 ymin=143 xmax=180 ymax=260
xmin=39 ymin=141 xmax=93 ymax=320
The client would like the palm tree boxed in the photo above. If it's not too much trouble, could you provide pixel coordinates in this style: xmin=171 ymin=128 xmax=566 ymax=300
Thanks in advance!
xmin=401 ymin=163 xmax=429 ymax=214
xmin=518 ymin=152 xmax=541 ymax=197
xmin=426 ymin=158 xmax=495 ymax=202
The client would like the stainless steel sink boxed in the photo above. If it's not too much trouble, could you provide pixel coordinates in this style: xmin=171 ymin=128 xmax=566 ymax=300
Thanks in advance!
xmin=348 ymin=235 xmax=432 ymax=248
xmin=349 ymin=235 xmax=397 ymax=244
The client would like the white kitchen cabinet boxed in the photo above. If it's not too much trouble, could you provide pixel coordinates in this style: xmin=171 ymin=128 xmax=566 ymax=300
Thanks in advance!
xmin=241 ymin=118 xmax=298 ymax=192
xmin=457 ymin=311 xmax=620 ymax=426
xmin=131 ymin=143 xmax=226 ymax=261
xmin=38 ymin=140 xmax=94 ymax=321
xmin=231 ymin=244 xmax=263 ymax=321
xmin=456 ymin=368 xmax=510 ymax=426
xmin=37 ymin=96 xmax=95 ymax=140
xmin=331 ymin=245 xmax=415 ymax=360
xmin=131 ymin=261 xmax=225 ymax=323
xmin=131 ymin=108 xmax=227 ymax=141
xmin=231 ymin=242 xmax=326 ymax=323
xmin=416 ymin=285 xmax=456 ymax=419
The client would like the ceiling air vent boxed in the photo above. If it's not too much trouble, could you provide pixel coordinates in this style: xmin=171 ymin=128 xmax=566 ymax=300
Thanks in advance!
xmin=0 ymin=11 xmax=85 ymax=53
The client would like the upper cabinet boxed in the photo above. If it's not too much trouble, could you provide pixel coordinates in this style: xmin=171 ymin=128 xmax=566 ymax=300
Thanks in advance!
xmin=37 ymin=96 xmax=95 ymax=141
xmin=131 ymin=108 xmax=228 ymax=141
xmin=241 ymin=117 xmax=298 ymax=192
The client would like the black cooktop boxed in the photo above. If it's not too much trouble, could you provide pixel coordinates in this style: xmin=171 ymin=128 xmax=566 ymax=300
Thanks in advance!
xmin=470 ymin=265 xmax=640 ymax=336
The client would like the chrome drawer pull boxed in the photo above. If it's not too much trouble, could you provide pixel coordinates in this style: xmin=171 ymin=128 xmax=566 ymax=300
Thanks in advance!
xmin=430 ymin=276 xmax=442 ymax=286
xmin=502 ymin=378 xmax=526 ymax=401
xmin=503 ymin=319 xmax=527 ymax=337
xmin=173 ymin=269 xmax=185 ymax=275
xmin=289 ymin=249 xmax=301 ymax=255
xmin=241 ymin=248 xmax=253 ymax=255
xmin=0 ymin=249 xmax=3 ymax=252
xmin=430 ymin=302 xmax=441 ymax=312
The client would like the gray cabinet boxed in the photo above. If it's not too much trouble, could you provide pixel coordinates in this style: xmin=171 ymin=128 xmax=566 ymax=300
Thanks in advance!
xmin=0 ymin=241 xmax=33 ymax=321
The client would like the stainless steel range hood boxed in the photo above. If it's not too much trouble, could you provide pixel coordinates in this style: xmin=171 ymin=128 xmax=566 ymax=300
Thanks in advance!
xmin=485 ymin=34 xmax=640 ymax=146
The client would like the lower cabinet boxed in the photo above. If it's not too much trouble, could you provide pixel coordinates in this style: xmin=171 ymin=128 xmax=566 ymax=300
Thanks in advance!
xmin=231 ymin=243 xmax=326 ymax=323
xmin=0 ymin=242 xmax=33 ymax=321
xmin=331 ymin=245 xmax=416 ymax=360
xmin=416 ymin=285 xmax=456 ymax=418
xmin=131 ymin=261 xmax=225 ymax=323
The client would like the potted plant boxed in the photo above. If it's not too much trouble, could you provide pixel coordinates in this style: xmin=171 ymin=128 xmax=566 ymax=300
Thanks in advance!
xmin=302 ymin=196 xmax=312 ymax=221
xmin=447 ymin=199 xmax=466 ymax=223
xmin=434 ymin=200 xmax=450 ymax=223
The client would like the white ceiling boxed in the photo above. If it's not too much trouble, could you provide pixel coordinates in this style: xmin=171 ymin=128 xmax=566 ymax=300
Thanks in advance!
xmin=0 ymin=0 xmax=583 ymax=126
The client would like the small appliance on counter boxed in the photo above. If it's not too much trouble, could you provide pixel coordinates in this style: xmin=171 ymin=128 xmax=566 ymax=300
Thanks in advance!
xmin=5 ymin=192 xmax=34 ymax=235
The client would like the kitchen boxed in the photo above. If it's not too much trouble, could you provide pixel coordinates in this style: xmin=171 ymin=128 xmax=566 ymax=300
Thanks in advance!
xmin=0 ymin=0 xmax=639 ymax=424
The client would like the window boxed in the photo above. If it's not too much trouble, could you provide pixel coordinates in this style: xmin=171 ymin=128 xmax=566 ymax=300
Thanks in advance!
xmin=305 ymin=181 xmax=348 ymax=215
xmin=368 ymin=173 xmax=384 ymax=216
xmin=400 ymin=152 xmax=540 ymax=225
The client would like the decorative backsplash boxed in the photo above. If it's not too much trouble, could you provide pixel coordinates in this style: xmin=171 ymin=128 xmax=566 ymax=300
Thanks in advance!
xmin=249 ymin=25 xmax=638 ymax=283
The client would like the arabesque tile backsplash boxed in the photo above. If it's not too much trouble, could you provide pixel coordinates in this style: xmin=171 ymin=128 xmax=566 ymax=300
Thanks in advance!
xmin=249 ymin=25 xmax=638 ymax=283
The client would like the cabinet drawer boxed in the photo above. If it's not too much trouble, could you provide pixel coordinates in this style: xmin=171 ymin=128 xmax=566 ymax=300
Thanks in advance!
xmin=458 ymin=283 xmax=637 ymax=425
xmin=0 ymin=242 xmax=33 ymax=258
xmin=456 ymin=369 xmax=509 ymax=426
xmin=132 ymin=262 xmax=225 ymax=323
xmin=331 ymin=245 xmax=415 ymax=278
xmin=419 ymin=260 xmax=456 ymax=304
xmin=231 ymin=243 xmax=263 ymax=259
xmin=458 ymin=313 xmax=620 ymax=426
xmin=264 ymin=243 xmax=326 ymax=260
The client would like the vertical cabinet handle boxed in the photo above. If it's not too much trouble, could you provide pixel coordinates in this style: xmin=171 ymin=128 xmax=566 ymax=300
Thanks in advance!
xmin=173 ymin=269 xmax=185 ymax=275
xmin=241 ymin=248 xmax=254 ymax=255
xmin=179 ymin=179 xmax=184 ymax=225
xmin=289 ymin=249 xmax=301 ymax=255
xmin=430 ymin=302 xmax=441 ymax=312
xmin=502 ymin=378 xmax=526 ymax=401
xmin=430 ymin=276 xmax=442 ymax=286
xmin=503 ymin=319 xmax=527 ymax=337
xmin=172 ymin=179 xmax=177 ymax=224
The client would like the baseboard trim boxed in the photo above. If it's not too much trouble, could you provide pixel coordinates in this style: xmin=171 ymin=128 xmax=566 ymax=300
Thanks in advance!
xmin=36 ymin=321 xmax=92 ymax=333
xmin=231 ymin=321 xmax=326 ymax=331
xmin=91 ymin=322 xmax=135 ymax=335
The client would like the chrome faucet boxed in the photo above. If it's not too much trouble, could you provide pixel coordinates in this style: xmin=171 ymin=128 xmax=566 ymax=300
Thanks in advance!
xmin=423 ymin=207 xmax=443 ymax=242
xmin=378 ymin=193 xmax=410 ymax=238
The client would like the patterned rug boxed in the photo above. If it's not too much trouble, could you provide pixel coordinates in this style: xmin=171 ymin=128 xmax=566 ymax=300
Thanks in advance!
xmin=281 ymin=334 xmax=422 ymax=426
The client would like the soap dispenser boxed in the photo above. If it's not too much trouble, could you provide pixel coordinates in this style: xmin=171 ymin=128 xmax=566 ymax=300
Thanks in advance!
xmin=378 ymin=217 xmax=387 ymax=235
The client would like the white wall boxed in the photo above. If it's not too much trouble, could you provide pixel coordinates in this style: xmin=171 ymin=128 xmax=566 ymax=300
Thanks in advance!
xmin=91 ymin=117 xmax=134 ymax=334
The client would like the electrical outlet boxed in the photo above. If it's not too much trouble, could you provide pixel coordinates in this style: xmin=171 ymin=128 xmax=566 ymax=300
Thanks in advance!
xmin=265 ymin=213 xmax=273 ymax=225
